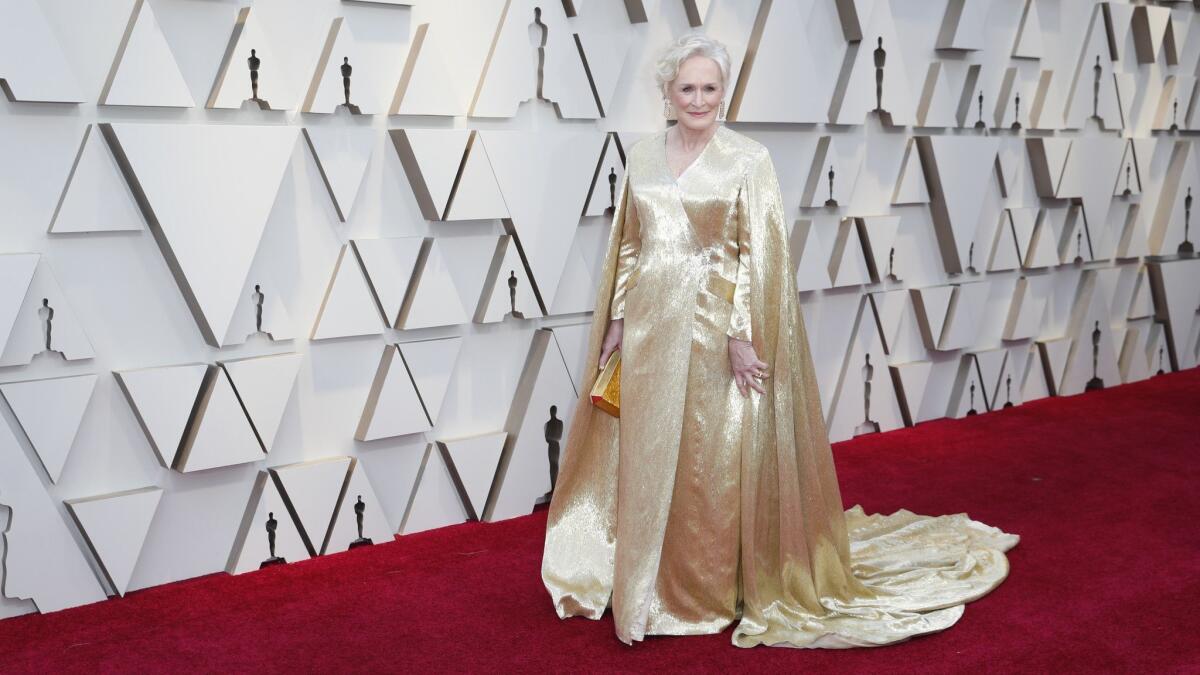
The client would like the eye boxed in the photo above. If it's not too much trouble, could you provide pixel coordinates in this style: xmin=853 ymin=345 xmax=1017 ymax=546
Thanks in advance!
xmin=682 ymin=86 xmax=693 ymax=92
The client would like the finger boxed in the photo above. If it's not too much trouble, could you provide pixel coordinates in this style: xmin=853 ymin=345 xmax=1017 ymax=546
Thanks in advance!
xmin=735 ymin=375 xmax=748 ymax=397
xmin=598 ymin=348 xmax=612 ymax=370
xmin=749 ymin=378 xmax=767 ymax=395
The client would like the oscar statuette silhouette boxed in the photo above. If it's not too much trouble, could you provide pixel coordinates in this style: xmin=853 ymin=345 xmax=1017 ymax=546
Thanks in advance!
xmin=260 ymin=511 xmax=286 ymax=568
xmin=349 ymin=495 xmax=374 ymax=549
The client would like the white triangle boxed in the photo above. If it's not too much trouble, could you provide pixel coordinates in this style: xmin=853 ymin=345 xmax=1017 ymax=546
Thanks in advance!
xmin=100 ymin=0 xmax=195 ymax=108
xmin=0 ymin=419 xmax=106 ymax=612
xmin=792 ymin=220 xmax=830 ymax=291
xmin=940 ymin=281 xmax=990 ymax=351
xmin=1024 ymin=212 xmax=1060 ymax=268
xmin=916 ymin=61 xmax=959 ymax=128
xmin=574 ymin=22 xmax=632 ymax=116
xmin=831 ymin=0 xmax=914 ymax=125
xmin=948 ymin=355 xmax=986 ymax=418
xmin=177 ymin=367 xmax=264 ymax=473
xmin=1113 ymin=143 xmax=1137 ymax=197
xmin=988 ymin=212 xmax=1022 ymax=272
xmin=921 ymin=135 xmax=1001 ymax=271
xmin=1128 ymin=269 xmax=1154 ymax=319
xmin=1117 ymin=323 xmax=1151 ymax=383
xmin=1153 ymin=259 xmax=1200 ymax=359
xmin=1063 ymin=11 xmax=1121 ymax=130
xmin=1143 ymin=6 xmax=1171 ymax=61
xmin=49 ymin=126 xmax=144 ymax=234
xmin=270 ymin=456 xmax=353 ymax=555
xmin=445 ymin=133 xmax=509 ymax=221
xmin=1004 ymin=276 xmax=1047 ymax=340
xmin=0 ymin=0 xmax=85 ymax=103
xmin=476 ymin=235 xmax=541 ymax=323
xmin=858 ymin=216 xmax=902 ymax=279
xmin=398 ymin=336 xmax=463 ymax=426
xmin=439 ymin=432 xmax=507 ymax=520
xmin=392 ymin=23 xmax=465 ymax=116
xmin=805 ymin=135 xmax=867 ymax=208
xmin=0 ymin=258 xmax=97 ymax=366
xmin=0 ymin=254 xmax=38 ymax=359
xmin=937 ymin=0 xmax=992 ymax=50
xmin=828 ymin=219 xmax=871 ymax=288
xmin=1040 ymin=337 xmax=1073 ymax=394
xmin=302 ymin=18 xmax=381 ymax=114
xmin=914 ymin=285 xmax=955 ymax=346
xmin=351 ymin=237 xmax=423 ymax=327
xmin=303 ymin=126 xmax=376 ymax=221
xmin=400 ymin=239 xmax=467 ymax=330
xmin=892 ymin=139 xmax=929 ymax=204
xmin=1029 ymin=68 xmax=1065 ymax=130
xmin=105 ymin=123 xmax=299 ymax=346
xmin=891 ymin=359 xmax=933 ymax=423
xmin=732 ymin=0 xmax=825 ymax=123
xmin=326 ymin=459 xmax=393 ymax=554
xmin=1021 ymin=342 xmax=1051 ymax=401
xmin=480 ymin=129 xmax=603 ymax=308
xmin=828 ymin=308 xmax=904 ymax=441
xmin=1012 ymin=0 xmax=1044 ymax=59
xmin=584 ymin=135 xmax=625 ymax=217
xmin=547 ymin=323 xmax=590 ymax=395
xmin=1008 ymin=207 xmax=1039 ymax=261
xmin=114 ymin=363 xmax=207 ymax=467
xmin=1059 ymin=137 xmax=1126 ymax=251
xmin=311 ymin=244 xmax=385 ymax=340
xmin=223 ymin=270 xmax=296 ymax=345
xmin=220 ymin=353 xmax=302 ymax=453
xmin=207 ymin=7 xmax=294 ymax=110
xmin=548 ymin=222 xmax=606 ymax=315
xmin=0 ymin=374 xmax=97 ymax=483
xmin=402 ymin=443 xmax=469 ymax=534
xmin=1027 ymin=137 xmax=1071 ymax=197
xmin=869 ymin=289 xmax=908 ymax=354
xmin=356 ymin=345 xmax=432 ymax=441
xmin=488 ymin=330 xmax=576 ymax=521
xmin=974 ymin=349 xmax=1007 ymax=408
xmin=390 ymin=128 xmax=473 ymax=220
xmin=227 ymin=472 xmax=310 ymax=574
xmin=65 ymin=487 xmax=163 ymax=596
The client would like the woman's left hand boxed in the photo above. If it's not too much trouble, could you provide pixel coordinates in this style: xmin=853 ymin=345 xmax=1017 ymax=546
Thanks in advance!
xmin=728 ymin=337 xmax=768 ymax=397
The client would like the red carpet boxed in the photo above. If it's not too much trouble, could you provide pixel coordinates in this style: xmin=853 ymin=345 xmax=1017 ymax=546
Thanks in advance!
xmin=2 ymin=370 xmax=1198 ymax=673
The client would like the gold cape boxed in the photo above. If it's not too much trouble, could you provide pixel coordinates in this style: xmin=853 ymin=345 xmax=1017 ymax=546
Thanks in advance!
xmin=542 ymin=125 xmax=1019 ymax=648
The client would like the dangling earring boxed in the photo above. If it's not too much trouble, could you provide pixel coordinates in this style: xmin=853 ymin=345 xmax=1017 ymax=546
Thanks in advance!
xmin=718 ymin=100 xmax=726 ymax=121
xmin=664 ymin=99 xmax=671 ymax=118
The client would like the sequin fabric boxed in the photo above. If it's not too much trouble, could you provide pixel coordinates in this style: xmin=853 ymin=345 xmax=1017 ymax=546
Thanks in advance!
xmin=541 ymin=125 xmax=1019 ymax=648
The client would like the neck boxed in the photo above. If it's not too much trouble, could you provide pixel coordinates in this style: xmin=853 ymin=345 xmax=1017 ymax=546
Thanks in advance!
xmin=671 ymin=123 xmax=717 ymax=150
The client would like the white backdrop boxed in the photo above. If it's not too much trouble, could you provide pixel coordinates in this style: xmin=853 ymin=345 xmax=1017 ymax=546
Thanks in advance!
xmin=1 ymin=0 xmax=1198 ymax=619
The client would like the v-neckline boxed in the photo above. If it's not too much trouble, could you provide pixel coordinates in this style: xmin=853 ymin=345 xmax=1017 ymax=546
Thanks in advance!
xmin=665 ymin=126 xmax=720 ymax=184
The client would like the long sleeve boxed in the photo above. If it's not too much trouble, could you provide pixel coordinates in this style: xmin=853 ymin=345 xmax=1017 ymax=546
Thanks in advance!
xmin=608 ymin=174 xmax=641 ymax=320
xmin=729 ymin=148 xmax=788 ymax=343
xmin=727 ymin=201 xmax=753 ymax=342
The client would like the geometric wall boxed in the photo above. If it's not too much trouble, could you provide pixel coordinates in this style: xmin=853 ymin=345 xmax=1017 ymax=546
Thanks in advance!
xmin=1 ymin=0 xmax=1198 ymax=619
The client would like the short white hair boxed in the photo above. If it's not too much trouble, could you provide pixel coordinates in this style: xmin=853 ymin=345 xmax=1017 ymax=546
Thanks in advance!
xmin=654 ymin=33 xmax=731 ymax=98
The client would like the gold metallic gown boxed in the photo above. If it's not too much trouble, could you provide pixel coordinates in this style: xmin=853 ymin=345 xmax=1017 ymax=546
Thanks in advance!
xmin=541 ymin=125 xmax=1019 ymax=648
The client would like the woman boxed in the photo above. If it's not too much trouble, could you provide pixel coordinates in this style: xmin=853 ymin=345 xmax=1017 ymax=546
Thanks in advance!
xmin=541 ymin=34 xmax=1018 ymax=649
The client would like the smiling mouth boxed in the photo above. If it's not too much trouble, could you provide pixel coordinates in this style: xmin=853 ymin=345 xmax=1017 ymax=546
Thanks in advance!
xmin=687 ymin=110 xmax=708 ymax=116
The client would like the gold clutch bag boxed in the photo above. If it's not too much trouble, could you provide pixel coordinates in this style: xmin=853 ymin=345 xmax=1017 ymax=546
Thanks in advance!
xmin=590 ymin=350 xmax=621 ymax=417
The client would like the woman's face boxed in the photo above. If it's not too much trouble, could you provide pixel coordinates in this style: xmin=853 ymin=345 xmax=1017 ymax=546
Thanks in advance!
xmin=667 ymin=55 xmax=724 ymax=133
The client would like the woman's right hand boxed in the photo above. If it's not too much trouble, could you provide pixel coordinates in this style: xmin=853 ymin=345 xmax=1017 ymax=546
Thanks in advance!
xmin=598 ymin=318 xmax=623 ymax=369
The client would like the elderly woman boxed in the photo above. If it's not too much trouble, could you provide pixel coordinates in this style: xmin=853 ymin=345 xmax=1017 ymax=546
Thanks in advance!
xmin=541 ymin=34 xmax=1017 ymax=648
